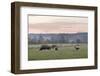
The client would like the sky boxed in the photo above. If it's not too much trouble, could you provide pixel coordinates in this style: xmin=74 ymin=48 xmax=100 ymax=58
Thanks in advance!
xmin=28 ymin=15 xmax=88 ymax=34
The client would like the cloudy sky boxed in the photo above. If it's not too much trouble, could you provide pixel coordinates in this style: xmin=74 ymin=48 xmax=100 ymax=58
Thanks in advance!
xmin=28 ymin=15 xmax=88 ymax=34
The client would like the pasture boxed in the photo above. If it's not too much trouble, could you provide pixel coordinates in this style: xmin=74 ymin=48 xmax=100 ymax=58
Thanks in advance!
xmin=28 ymin=44 xmax=88 ymax=61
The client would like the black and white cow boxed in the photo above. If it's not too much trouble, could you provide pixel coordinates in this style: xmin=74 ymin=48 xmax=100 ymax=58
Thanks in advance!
xmin=74 ymin=44 xmax=80 ymax=50
xmin=39 ymin=45 xmax=51 ymax=50
xmin=39 ymin=44 xmax=58 ymax=51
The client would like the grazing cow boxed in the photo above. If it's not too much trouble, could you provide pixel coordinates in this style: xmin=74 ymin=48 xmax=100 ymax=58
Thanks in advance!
xmin=74 ymin=45 xmax=80 ymax=50
xmin=40 ymin=45 xmax=51 ymax=50
xmin=39 ymin=44 xmax=58 ymax=51
xmin=51 ymin=45 xmax=57 ymax=48
xmin=51 ymin=45 xmax=58 ymax=51
xmin=55 ymin=47 xmax=58 ymax=50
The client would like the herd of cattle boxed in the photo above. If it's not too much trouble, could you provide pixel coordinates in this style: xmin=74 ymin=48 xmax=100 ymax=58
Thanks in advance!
xmin=39 ymin=44 xmax=80 ymax=51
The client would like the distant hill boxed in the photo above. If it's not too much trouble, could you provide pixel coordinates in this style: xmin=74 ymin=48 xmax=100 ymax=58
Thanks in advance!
xmin=28 ymin=32 xmax=88 ymax=44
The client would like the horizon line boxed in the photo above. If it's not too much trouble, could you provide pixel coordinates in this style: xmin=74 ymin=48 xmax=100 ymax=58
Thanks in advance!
xmin=28 ymin=32 xmax=88 ymax=34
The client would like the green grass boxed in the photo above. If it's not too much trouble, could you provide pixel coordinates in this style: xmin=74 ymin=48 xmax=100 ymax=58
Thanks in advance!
xmin=28 ymin=44 xmax=88 ymax=61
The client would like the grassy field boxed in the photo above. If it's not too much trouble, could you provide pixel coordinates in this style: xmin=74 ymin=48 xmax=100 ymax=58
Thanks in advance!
xmin=28 ymin=44 xmax=88 ymax=61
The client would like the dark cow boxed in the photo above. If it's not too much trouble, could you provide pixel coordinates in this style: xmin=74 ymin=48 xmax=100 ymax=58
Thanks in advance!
xmin=51 ymin=45 xmax=58 ymax=51
xmin=39 ymin=44 xmax=58 ymax=51
xmin=40 ymin=45 xmax=51 ymax=50
xmin=51 ymin=45 xmax=57 ymax=48
xmin=74 ymin=44 xmax=80 ymax=50
xmin=55 ymin=47 xmax=58 ymax=50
